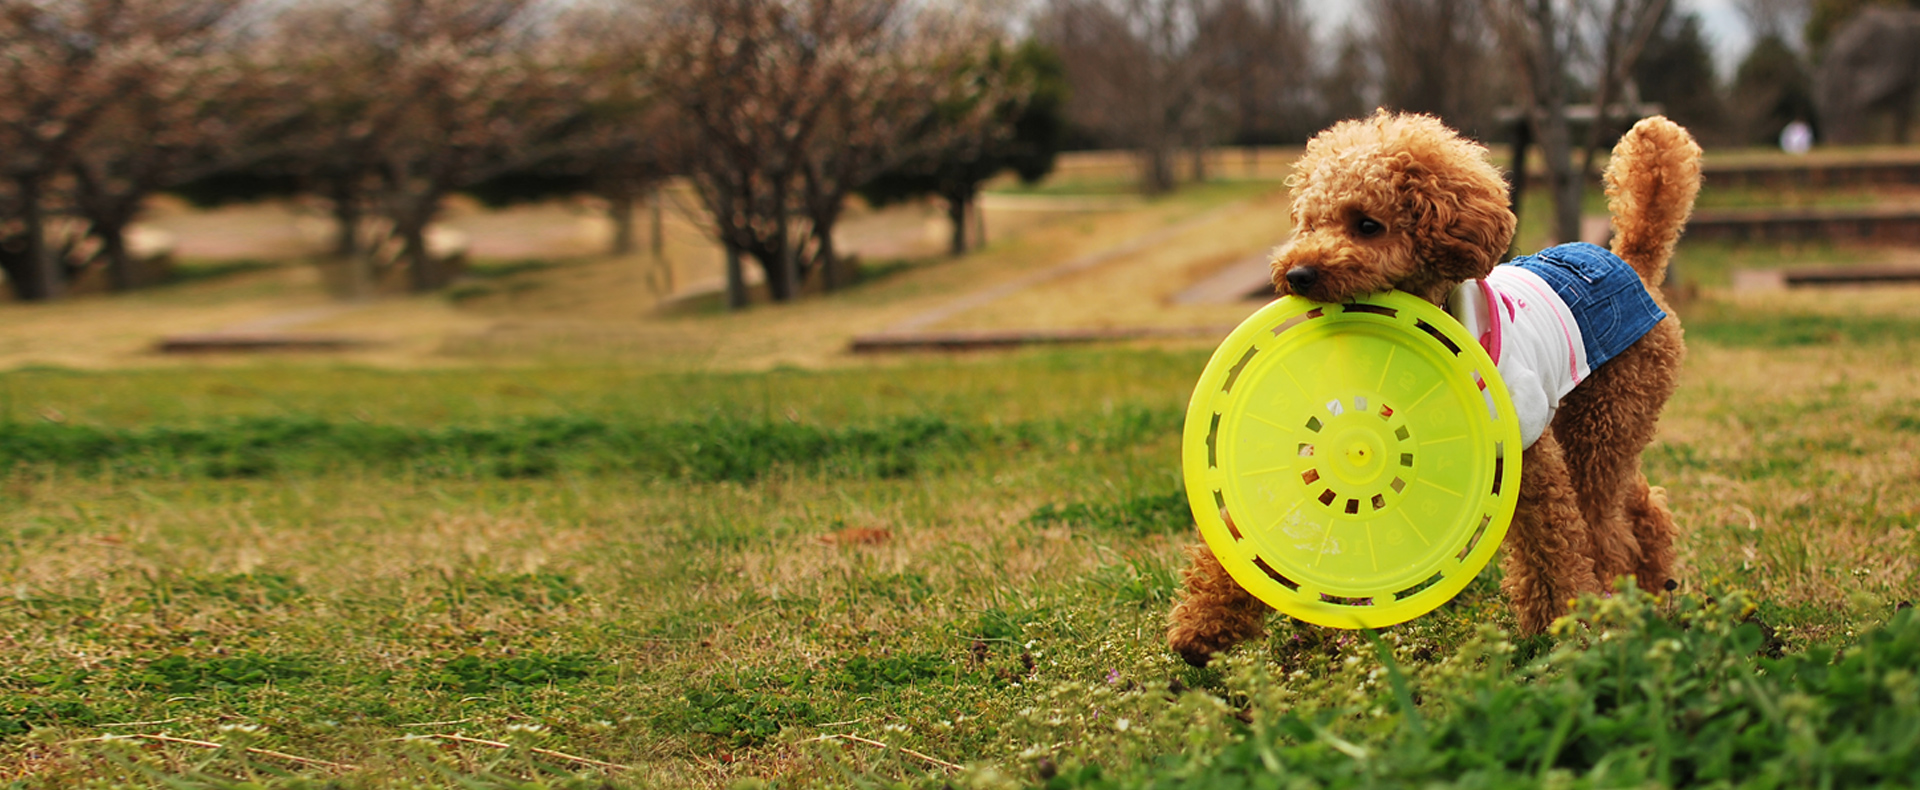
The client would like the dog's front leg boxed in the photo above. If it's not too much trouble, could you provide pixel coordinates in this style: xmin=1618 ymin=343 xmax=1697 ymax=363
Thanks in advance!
xmin=1166 ymin=543 xmax=1272 ymax=667
xmin=1501 ymin=434 xmax=1603 ymax=634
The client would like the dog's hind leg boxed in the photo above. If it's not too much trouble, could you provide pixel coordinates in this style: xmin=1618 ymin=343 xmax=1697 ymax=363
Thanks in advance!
xmin=1551 ymin=319 xmax=1684 ymax=588
xmin=1504 ymin=434 xmax=1602 ymax=634
xmin=1167 ymin=543 xmax=1271 ymax=667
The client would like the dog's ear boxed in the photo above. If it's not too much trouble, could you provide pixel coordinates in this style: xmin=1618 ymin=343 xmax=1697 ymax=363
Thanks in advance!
xmin=1411 ymin=179 xmax=1516 ymax=282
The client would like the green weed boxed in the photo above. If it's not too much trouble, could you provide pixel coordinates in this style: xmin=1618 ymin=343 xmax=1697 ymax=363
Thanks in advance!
xmin=1035 ymin=589 xmax=1920 ymax=789
xmin=1027 ymin=489 xmax=1192 ymax=536
xmin=121 ymin=654 xmax=313 ymax=694
xmin=418 ymin=654 xmax=603 ymax=693
xmin=837 ymin=652 xmax=963 ymax=693
xmin=0 ymin=410 xmax=1180 ymax=483
xmin=675 ymin=687 xmax=820 ymax=748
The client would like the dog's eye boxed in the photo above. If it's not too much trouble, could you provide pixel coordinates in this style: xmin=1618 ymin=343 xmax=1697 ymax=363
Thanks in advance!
xmin=1355 ymin=218 xmax=1385 ymax=237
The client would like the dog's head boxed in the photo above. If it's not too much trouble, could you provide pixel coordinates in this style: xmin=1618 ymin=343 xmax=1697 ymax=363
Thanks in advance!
xmin=1271 ymin=111 xmax=1516 ymax=305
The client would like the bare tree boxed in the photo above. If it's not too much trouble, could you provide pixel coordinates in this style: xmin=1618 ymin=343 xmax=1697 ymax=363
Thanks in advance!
xmin=269 ymin=1 xmax=406 ymax=282
xmin=1372 ymin=0 xmax=1504 ymax=138
xmin=373 ymin=3 xmax=584 ymax=292
xmin=659 ymin=0 xmax=955 ymax=305
xmin=1482 ymin=0 xmax=1666 ymax=245
xmin=1038 ymin=0 xmax=1215 ymax=194
xmin=1576 ymin=0 xmax=1668 ymax=179
xmin=271 ymin=0 xmax=584 ymax=294
xmin=795 ymin=14 xmax=965 ymax=289
xmin=1740 ymin=0 xmax=1810 ymax=45
xmin=1319 ymin=25 xmax=1379 ymax=125
xmin=0 ymin=0 xmax=243 ymax=301
xmin=555 ymin=4 xmax=671 ymax=257
xmin=1194 ymin=0 xmax=1317 ymax=152
xmin=71 ymin=41 xmax=297 ymax=291
xmin=861 ymin=39 xmax=1067 ymax=257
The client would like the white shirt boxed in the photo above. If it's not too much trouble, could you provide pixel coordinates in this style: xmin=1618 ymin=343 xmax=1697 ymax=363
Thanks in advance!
xmin=1447 ymin=267 xmax=1590 ymax=448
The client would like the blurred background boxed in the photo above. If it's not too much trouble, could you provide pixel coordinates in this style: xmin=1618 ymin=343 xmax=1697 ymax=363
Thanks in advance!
xmin=0 ymin=0 xmax=1911 ymax=366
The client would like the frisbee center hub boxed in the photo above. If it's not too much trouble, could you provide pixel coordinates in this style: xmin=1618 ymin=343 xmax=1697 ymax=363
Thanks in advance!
xmin=1329 ymin=427 xmax=1387 ymax=485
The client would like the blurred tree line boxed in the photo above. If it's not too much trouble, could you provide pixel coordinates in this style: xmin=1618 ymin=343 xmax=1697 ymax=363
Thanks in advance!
xmin=0 ymin=0 xmax=1067 ymax=304
xmin=0 ymin=0 xmax=1866 ymax=305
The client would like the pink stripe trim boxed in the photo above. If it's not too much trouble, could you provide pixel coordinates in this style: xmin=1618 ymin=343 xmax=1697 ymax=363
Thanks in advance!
xmin=1477 ymin=279 xmax=1502 ymax=364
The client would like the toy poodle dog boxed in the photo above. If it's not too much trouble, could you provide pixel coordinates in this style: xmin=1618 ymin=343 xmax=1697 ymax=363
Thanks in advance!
xmin=1168 ymin=110 xmax=1702 ymax=665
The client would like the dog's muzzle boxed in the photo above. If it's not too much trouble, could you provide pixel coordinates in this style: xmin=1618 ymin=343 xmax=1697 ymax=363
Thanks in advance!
xmin=1284 ymin=266 xmax=1320 ymax=293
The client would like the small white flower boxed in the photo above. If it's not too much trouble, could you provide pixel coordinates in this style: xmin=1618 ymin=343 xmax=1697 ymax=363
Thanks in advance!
xmin=1115 ymin=718 xmax=1132 ymax=732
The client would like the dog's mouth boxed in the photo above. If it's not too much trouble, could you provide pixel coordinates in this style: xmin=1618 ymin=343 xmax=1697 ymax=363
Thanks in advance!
xmin=1277 ymin=264 xmax=1396 ymax=304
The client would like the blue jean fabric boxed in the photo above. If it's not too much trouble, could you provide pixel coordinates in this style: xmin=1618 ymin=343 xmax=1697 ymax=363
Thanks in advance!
xmin=1500 ymin=242 xmax=1666 ymax=370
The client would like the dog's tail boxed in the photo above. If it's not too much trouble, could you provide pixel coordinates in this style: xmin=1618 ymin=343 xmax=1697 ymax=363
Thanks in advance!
xmin=1603 ymin=115 xmax=1703 ymax=286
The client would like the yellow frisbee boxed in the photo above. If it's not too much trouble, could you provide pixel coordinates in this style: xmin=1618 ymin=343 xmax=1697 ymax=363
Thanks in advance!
xmin=1183 ymin=291 xmax=1523 ymax=629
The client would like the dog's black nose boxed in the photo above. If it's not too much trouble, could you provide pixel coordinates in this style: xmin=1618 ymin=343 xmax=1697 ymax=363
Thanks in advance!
xmin=1284 ymin=266 xmax=1319 ymax=292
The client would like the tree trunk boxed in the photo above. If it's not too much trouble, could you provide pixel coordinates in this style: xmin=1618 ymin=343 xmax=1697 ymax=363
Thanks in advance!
xmin=8 ymin=177 xmax=62 ymax=301
xmin=649 ymin=185 xmax=665 ymax=258
xmin=328 ymin=178 xmax=374 ymax=298
xmin=1507 ymin=119 xmax=1531 ymax=256
xmin=972 ymin=198 xmax=986 ymax=249
xmin=818 ymin=214 xmax=841 ymax=292
xmin=725 ymin=242 xmax=747 ymax=310
xmin=1512 ymin=1 xmax=1587 ymax=247
xmin=403 ymin=222 xmax=436 ymax=292
xmin=1143 ymin=144 xmax=1176 ymax=195
xmin=1537 ymin=107 xmax=1581 ymax=245
xmin=397 ymin=193 xmax=442 ymax=293
xmin=72 ymin=164 xmax=141 ymax=292
xmin=329 ymin=178 xmax=362 ymax=259
xmin=1530 ymin=34 xmax=1582 ymax=248
xmin=772 ymin=205 xmax=797 ymax=302
xmin=946 ymin=190 xmax=970 ymax=256
xmin=608 ymin=187 xmax=636 ymax=256
xmin=99 ymin=217 xmax=134 ymax=292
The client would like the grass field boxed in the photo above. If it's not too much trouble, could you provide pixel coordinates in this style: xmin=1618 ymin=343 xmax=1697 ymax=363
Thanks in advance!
xmin=5 ymin=315 xmax=1920 ymax=787
xmin=5 ymin=157 xmax=1920 ymax=787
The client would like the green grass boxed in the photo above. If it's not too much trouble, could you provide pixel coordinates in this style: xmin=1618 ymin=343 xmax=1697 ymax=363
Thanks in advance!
xmin=2 ymin=318 xmax=1918 ymax=787
xmin=164 ymin=259 xmax=288 ymax=287
xmin=1680 ymin=301 xmax=1920 ymax=347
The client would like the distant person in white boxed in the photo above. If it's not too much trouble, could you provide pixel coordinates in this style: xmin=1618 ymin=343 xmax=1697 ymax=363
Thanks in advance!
xmin=1780 ymin=120 xmax=1813 ymax=155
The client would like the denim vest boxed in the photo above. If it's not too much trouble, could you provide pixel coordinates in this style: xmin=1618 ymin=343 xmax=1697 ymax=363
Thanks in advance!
xmin=1500 ymin=242 xmax=1665 ymax=370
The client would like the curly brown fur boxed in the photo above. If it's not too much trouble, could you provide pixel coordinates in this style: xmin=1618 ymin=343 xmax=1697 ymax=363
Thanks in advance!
xmin=1606 ymin=116 xmax=1703 ymax=284
xmin=1168 ymin=112 xmax=1700 ymax=658
xmin=1167 ymin=543 xmax=1271 ymax=667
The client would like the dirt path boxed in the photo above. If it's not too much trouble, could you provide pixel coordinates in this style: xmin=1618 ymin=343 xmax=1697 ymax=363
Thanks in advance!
xmin=0 ymin=182 xmax=1292 ymax=370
